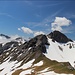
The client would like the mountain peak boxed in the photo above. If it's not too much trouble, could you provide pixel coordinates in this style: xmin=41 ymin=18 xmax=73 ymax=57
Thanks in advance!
xmin=48 ymin=30 xmax=72 ymax=43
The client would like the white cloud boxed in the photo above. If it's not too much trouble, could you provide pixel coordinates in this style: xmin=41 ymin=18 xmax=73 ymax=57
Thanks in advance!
xmin=0 ymin=35 xmax=20 ymax=44
xmin=34 ymin=31 xmax=45 ymax=36
xmin=18 ymin=28 xmax=21 ymax=31
xmin=18 ymin=26 xmax=33 ymax=34
xmin=21 ymin=27 xmax=33 ymax=34
xmin=18 ymin=27 xmax=45 ymax=37
xmin=24 ymin=9 xmax=63 ymax=29
xmin=10 ymin=35 xmax=20 ymax=40
xmin=51 ymin=25 xmax=62 ymax=31
xmin=51 ymin=17 xmax=72 ymax=31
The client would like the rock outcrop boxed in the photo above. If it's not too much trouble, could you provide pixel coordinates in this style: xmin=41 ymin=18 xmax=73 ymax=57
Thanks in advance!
xmin=48 ymin=30 xmax=72 ymax=43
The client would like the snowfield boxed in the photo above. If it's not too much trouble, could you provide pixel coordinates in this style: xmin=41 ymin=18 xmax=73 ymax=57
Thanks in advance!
xmin=0 ymin=59 xmax=35 ymax=75
xmin=0 ymin=58 xmax=43 ymax=75
xmin=0 ymin=58 xmax=18 ymax=75
xmin=45 ymin=37 xmax=75 ymax=68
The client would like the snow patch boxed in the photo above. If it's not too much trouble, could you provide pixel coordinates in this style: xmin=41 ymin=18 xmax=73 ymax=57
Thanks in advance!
xmin=19 ymin=69 xmax=32 ymax=75
xmin=38 ymin=68 xmax=73 ymax=75
xmin=19 ymin=59 xmax=35 ymax=69
xmin=34 ymin=61 xmax=43 ymax=66
xmin=6 ymin=52 xmax=9 ymax=55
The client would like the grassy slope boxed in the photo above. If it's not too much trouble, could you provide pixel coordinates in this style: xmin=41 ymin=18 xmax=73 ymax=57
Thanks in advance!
xmin=12 ymin=54 xmax=75 ymax=75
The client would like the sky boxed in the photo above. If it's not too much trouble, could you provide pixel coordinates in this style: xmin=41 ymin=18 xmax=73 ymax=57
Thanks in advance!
xmin=0 ymin=0 xmax=75 ymax=39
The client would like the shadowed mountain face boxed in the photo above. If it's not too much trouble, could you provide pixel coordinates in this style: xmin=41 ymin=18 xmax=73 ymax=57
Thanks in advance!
xmin=8 ymin=34 xmax=50 ymax=62
xmin=0 ymin=34 xmax=49 ymax=63
xmin=48 ymin=31 xmax=72 ymax=43
xmin=0 ymin=41 xmax=18 ymax=54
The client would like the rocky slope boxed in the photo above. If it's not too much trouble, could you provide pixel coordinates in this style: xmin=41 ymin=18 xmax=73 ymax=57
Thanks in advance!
xmin=0 ymin=31 xmax=75 ymax=75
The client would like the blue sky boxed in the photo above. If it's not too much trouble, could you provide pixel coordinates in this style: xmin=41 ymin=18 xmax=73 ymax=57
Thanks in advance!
xmin=0 ymin=0 xmax=75 ymax=39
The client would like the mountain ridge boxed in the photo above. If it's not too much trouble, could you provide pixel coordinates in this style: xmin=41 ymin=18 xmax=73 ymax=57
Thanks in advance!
xmin=0 ymin=31 xmax=75 ymax=75
xmin=0 ymin=34 xmax=10 ymax=39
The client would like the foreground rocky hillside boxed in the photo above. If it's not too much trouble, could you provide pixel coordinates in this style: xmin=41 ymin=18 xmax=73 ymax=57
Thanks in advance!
xmin=0 ymin=31 xmax=75 ymax=75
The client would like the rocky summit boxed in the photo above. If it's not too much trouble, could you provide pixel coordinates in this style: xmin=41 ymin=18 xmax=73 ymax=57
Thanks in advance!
xmin=48 ymin=30 xmax=72 ymax=43
xmin=0 ymin=31 xmax=75 ymax=75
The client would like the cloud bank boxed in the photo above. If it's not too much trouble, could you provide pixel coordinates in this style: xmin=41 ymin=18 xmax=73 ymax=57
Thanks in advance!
xmin=18 ymin=26 xmax=45 ymax=37
xmin=34 ymin=31 xmax=45 ymax=36
xmin=51 ymin=17 xmax=72 ymax=31
xmin=18 ymin=26 xmax=33 ymax=34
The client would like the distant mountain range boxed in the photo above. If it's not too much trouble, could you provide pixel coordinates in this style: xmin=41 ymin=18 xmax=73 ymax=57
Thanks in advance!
xmin=0 ymin=34 xmax=10 ymax=39
xmin=0 ymin=31 xmax=75 ymax=75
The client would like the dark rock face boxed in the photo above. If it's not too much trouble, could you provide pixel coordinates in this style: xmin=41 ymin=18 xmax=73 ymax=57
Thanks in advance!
xmin=48 ymin=31 xmax=72 ymax=43
xmin=0 ymin=41 xmax=18 ymax=55
xmin=3 ymin=41 xmax=18 ymax=50
xmin=0 ymin=44 xmax=3 ymax=54
xmin=25 ymin=34 xmax=49 ymax=52
xmin=9 ymin=34 xmax=49 ymax=62
xmin=25 ymin=34 xmax=49 ymax=48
